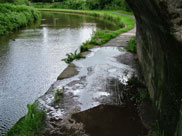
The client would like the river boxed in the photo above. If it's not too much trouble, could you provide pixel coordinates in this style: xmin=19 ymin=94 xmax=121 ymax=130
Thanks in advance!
xmin=0 ymin=11 xmax=118 ymax=135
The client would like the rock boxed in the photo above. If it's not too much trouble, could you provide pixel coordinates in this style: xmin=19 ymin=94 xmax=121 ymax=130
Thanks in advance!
xmin=57 ymin=63 xmax=79 ymax=80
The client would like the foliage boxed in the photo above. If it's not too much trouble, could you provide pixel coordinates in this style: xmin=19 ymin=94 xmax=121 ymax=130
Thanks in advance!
xmin=6 ymin=102 xmax=45 ymax=136
xmin=0 ymin=0 xmax=30 ymax=5
xmin=80 ymin=42 xmax=89 ymax=52
xmin=62 ymin=50 xmax=85 ymax=64
xmin=125 ymin=36 xmax=136 ymax=53
xmin=0 ymin=3 xmax=41 ymax=36
xmin=54 ymin=88 xmax=64 ymax=102
xmin=31 ymin=0 xmax=131 ymax=11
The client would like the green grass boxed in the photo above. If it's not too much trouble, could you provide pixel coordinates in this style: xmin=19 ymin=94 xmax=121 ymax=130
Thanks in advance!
xmin=126 ymin=36 xmax=136 ymax=53
xmin=54 ymin=88 xmax=64 ymax=102
xmin=62 ymin=50 xmax=85 ymax=64
xmin=6 ymin=102 xmax=45 ymax=136
xmin=0 ymin=3 xmax=41 ymax=36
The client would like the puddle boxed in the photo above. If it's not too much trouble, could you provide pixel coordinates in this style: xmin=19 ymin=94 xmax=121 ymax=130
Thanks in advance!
xmin=38 ymin=47 xmax=140 ymax=135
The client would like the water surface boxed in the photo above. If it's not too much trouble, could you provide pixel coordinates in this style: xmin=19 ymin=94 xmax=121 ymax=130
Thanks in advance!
xmin=0 ymin=11 xmax=118 ymax=135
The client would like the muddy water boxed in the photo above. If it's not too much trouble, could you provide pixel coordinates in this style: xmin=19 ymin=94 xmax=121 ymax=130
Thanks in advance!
xmin=0 ymin=12 xmax=118 ymax=135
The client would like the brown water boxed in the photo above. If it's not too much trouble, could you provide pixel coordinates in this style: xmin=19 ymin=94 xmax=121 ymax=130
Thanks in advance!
xmin=0 ymin=11 xmax=118 ymax=135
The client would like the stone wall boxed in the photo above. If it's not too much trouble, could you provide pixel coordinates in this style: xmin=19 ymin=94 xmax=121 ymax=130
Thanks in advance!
xmin=125 ymin=0 xmax=182 ymax=135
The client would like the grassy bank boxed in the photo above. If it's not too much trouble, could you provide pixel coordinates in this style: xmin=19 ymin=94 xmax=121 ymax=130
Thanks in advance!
xmin=0 ymin=3 xmax=41 ymax=36
xmin=39 ymin=9 xmax=135 ymax=63
xmin=6 ymin=102 xmax=45 ymax=136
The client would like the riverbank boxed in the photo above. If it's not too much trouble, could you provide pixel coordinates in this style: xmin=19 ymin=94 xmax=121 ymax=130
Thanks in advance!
xmin=5 ymin=10 xmax=136 ymax=136
xmin=0 ymin=3 xmax=41 ymax=36
xmin=37 ymin=9 xmax=135 ymax=64
xmin=36 ymin=22 xmax=155 ymax=136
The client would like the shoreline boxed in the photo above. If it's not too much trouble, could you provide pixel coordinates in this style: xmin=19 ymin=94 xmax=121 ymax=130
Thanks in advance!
xmin=6 ymin=10 xmax=137 ymax=136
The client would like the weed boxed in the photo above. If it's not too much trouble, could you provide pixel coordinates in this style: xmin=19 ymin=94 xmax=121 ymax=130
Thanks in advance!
xmin=6 ymin=102 xmax=45 ymax=136
xmin=80 ymin=41 xmax=89 ymax=52
xmin=54 ymin=88 xmax=64 ymax=102
xmin=126 ymin=36 xmax=136 ymax=53
xmin=62 ymin=50 xmax=85 ymax=64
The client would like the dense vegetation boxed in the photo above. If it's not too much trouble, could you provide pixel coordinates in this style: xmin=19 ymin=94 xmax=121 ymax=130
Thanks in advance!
xmin=31 ymin=0 xmax=130 ymax=11
xmin=0 ymin=3 xmax=40 ymax=36
xmin=0 ymin=0 xmax=30 ymax=5
xmin=6 ymin=102 xmax=45 ymax=136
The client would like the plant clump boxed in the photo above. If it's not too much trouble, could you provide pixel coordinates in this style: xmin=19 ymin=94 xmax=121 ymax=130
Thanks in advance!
xmin=54 ymin=88 xmax=64 ymax=102
xmin=6 ymin=102 xmax=45 ymax=136
xmin=62 ymin=50 xmax=85 ymax=64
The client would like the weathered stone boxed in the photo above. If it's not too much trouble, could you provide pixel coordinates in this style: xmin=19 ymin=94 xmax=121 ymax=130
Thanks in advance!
xmin=57 ymin=63 xmax=79 ymax=80
xmin=125 ymin=0 xmax=182 ymax=135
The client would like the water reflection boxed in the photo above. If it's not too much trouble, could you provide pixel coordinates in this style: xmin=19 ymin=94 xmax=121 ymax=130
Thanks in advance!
xmin=0 ymin=12 xmax=118 ymax=135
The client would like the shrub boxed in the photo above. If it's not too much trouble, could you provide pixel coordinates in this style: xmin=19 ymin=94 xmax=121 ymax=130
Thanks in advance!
xmin=31 ymin=0 xmax=131 ymax=11
xmin=0 ymin=4 xmax=41 ymax=36
xmin=0 ymin=0 xmax=30 ymax=5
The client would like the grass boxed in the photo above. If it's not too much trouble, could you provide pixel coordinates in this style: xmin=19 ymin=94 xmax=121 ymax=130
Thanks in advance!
xmin=62 ymin=50 xmax=85 ymax=64
xmin=0 ymin=3 xmax=41 ymax=36
xmin=54 ymin=88 xmax=64 ymax=102
xmin=126 ymin=36 xmax=136 ymax=53
xmin=6 ymin=102 xmax=45 ymax=136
